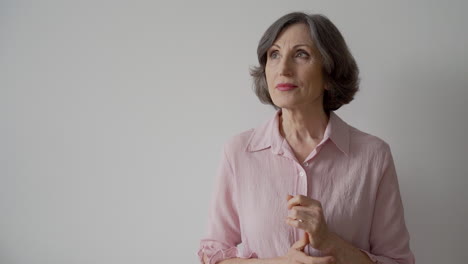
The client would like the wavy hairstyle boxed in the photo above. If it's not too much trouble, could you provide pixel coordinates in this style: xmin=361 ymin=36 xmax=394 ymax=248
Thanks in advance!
xmin=250 ymin=12 xmax=360 ymax=112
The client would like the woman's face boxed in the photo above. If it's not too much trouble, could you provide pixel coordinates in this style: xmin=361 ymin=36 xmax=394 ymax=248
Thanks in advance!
xmin=265 ymin=23 xmax=326 ymax=110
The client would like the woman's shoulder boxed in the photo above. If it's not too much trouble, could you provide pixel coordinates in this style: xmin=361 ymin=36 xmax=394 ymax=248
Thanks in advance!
xmin=222 ymin=114 xmax=274 ymax=156
xmin=347 ymin=124 xmax=392 ymax=156
xmin=222 ymin=128 xmax=256 ymax=155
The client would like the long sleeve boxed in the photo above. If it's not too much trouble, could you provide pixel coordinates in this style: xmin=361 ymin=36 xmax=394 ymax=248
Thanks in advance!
xmin=359 ymin=144 xmax=415 ymax=264
xmin=197 ymin=145 xmax=257 ymax=264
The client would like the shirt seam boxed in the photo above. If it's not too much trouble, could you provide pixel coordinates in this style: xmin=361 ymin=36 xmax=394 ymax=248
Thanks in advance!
xmin=368 ymin=143 xmax=390 ymax=252
xmin=223 ymin=145 xmax=242 ymax=246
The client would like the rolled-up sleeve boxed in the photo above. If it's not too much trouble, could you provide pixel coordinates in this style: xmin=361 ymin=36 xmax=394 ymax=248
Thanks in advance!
xmin=360 ymin=144 xmax=415 ymax=264
xmin=198 ymin=145 xmax=257 ymax=264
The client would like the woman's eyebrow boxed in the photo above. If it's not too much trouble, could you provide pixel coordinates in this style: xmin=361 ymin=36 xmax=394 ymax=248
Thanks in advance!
xmin=271 ymin=43 xmax=313 ymax=49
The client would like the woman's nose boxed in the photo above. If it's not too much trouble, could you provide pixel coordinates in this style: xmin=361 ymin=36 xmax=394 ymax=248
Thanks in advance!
xmin=278 ymin=57 xmax=293 ymax=76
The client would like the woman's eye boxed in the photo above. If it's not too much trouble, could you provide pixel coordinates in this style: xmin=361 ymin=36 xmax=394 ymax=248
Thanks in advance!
xmin=269 ymin=51 xmax=279 ymax=59
xmin=296 ymin=50 xmax=309 ymax=58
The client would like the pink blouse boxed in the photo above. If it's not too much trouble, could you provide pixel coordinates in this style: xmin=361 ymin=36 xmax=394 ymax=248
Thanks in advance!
xmin=198 ymin=110 xmax=415 ymax=264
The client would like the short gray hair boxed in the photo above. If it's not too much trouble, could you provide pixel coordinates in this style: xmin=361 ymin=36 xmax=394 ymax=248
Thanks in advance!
xmin=250 ymin=12 xmax=360 ymax=112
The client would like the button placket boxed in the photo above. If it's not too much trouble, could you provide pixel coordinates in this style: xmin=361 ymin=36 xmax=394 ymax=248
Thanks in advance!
xmin=295 ymin=165 xmax=308 ymax=247
xmin=299 ymin=159 xmax=309 ymax=197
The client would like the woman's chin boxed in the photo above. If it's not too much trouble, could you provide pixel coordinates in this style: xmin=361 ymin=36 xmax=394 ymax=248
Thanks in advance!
xmin=272 ymin=99 xmax=301 ymax=110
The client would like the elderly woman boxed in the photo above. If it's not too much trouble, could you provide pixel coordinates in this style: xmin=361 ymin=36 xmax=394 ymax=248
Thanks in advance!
xmin=198 ymin=12 xmax=415 ymax=264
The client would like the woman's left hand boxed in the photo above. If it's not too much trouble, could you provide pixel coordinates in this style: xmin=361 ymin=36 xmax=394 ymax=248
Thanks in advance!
xmin=285 ymin=194 xmax=334 ymax=250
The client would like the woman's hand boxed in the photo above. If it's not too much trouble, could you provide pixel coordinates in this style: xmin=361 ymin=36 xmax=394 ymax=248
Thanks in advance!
xmin=285 ymin=194 xmax=334 ymax=251
xmin=279 ymin=232 xmax=335 ymax=264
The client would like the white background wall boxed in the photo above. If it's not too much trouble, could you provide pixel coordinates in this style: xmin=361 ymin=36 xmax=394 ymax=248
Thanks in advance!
xmin=1 ymin=1 xmax=467 ymax=263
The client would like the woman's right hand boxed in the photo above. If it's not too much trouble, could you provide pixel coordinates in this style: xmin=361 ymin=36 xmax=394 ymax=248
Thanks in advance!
xmin=278 ymin=232 xmax=336 ymax=264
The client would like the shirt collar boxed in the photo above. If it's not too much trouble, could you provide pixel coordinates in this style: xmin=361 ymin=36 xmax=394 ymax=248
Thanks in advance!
xmin=246 ymin=109 xmax=350 ymax=155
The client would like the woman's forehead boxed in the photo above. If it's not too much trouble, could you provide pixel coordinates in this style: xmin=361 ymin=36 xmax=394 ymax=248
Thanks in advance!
xmin=272 ymin=23 xmax=314 ymax=48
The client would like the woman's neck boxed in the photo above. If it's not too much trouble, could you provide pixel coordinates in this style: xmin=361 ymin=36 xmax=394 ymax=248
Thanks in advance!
xmin=279 ymin=105 xmax=329 ymax=144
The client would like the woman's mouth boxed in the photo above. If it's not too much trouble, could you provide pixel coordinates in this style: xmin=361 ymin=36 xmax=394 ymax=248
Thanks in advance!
xmin=276 ymin=83 xmax=298 ymax=91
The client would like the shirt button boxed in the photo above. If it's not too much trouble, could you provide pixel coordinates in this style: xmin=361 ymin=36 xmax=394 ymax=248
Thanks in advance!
xmin=299 ymin=171 xmax=305 ymax=177
xmin=304 ymin=162 xmax=309 ymax=167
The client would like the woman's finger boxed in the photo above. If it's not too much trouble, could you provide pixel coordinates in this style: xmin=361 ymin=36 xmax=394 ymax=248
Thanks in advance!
xmin=292 ymin=250 xmax=336 ymax=264
xmin=308 ymin=255 xmax=336 ymax=264
xmin=291 ymin=232 xmax=309 ymax=251
xmin=288 ymin=206 xmax=315 ymax=219
xmin=287 ymin=194 xmax=321 ymax=209
xmin=285 ymin=217 xmax=302 ymax=228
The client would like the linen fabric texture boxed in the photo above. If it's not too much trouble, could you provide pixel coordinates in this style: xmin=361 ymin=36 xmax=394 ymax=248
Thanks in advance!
xmin=198 ymin=110 xmax=415 ymax=264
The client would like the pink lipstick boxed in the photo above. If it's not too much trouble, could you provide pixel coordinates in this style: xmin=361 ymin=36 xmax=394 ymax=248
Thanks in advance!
xmin=276 ymin=83 xmax=298 ymax=91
